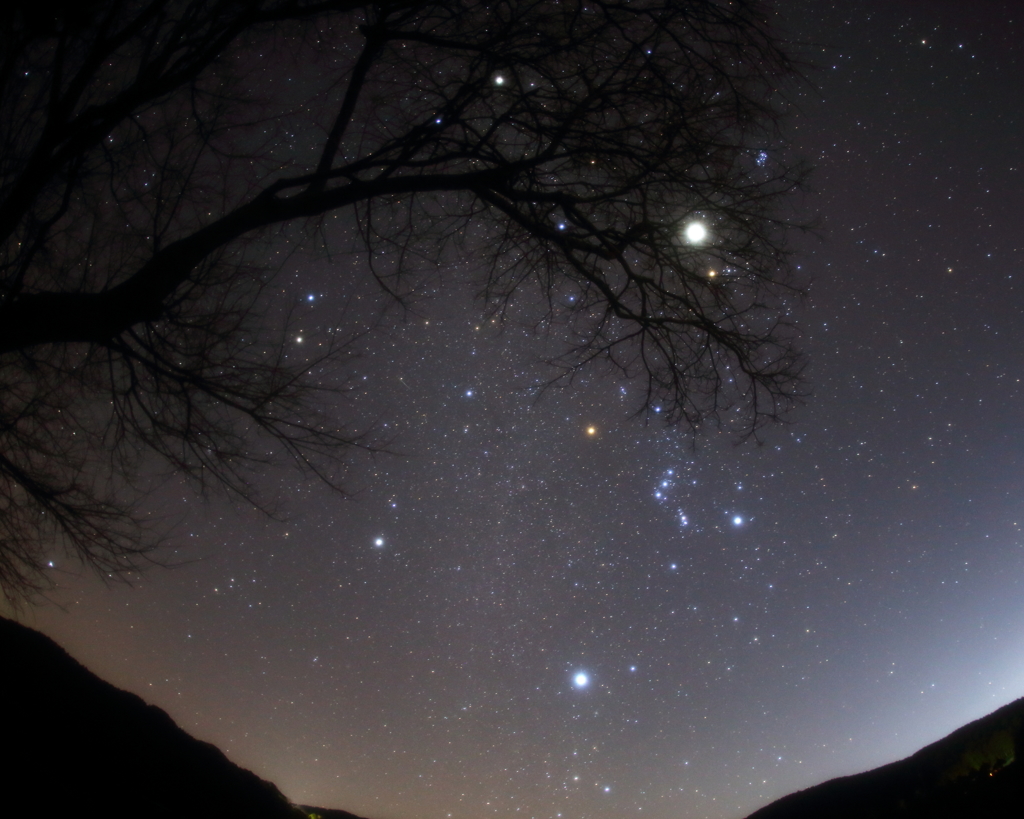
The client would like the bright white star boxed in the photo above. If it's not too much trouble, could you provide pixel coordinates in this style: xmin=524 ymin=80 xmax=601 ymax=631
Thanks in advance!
xmin=573 ymin=672 xmax=589 ymax=688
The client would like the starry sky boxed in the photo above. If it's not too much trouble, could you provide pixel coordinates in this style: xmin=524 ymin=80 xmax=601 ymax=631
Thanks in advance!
xmin=11 ymin=3 xmax=1024 ymax=819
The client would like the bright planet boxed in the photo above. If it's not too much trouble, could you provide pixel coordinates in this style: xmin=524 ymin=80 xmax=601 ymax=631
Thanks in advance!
xmin=684 ymin=221 xmax=707 ymax=243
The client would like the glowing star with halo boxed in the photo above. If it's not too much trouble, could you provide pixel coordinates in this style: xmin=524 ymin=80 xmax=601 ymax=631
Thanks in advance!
xmin=586 ymin=426 xmax=597 ymax=436
xmin=683 ymin=221 xmax=708 ymax=244
xmin=573 ymin=672 xmax=589 ymax=688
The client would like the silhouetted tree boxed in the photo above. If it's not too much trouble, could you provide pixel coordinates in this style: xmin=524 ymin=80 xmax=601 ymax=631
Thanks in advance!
xmin=0 ymin=0 xmax=807 ymax=598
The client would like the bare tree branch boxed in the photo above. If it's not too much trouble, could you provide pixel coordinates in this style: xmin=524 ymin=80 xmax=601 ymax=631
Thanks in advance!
xmin=0 ymin=0 xmax=809 ymax=599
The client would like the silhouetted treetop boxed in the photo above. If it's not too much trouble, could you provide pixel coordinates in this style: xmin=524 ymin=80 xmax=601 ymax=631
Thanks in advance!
xmin=0 ymin=0 xmax=807 ymax=598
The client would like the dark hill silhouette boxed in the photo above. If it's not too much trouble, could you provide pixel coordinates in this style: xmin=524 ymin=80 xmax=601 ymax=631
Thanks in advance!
xmin=746 ymin=697 xmax=1024 ymax=819
xmin=18 ymin=608 xmax=1024 ymax=819
xmin=0 ymin=615 xmax=362 ymax=819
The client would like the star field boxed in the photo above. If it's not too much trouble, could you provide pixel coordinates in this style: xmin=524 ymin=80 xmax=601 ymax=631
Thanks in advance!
xmin=14 ymin=4 xmax=1024 ymax=819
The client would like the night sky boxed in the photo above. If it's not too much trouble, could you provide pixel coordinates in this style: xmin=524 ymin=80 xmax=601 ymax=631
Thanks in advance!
xmin=10 ymin=3 xmax=1024 ymax=819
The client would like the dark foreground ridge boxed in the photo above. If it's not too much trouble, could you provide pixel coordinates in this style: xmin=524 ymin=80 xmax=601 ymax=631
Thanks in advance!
xmin=747 ymin=697 xmax=1024 ymax=819
xmin=0 ymin=615 xmax=360 ymax=819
